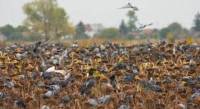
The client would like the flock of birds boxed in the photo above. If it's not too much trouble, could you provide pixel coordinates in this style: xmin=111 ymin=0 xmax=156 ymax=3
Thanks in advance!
xmin=0 ymin=40 xmax=200 ymax=109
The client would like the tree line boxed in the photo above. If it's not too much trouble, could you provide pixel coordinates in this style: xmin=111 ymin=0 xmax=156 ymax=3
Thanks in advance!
xmin=0 ymin=0 xmax=200 ymax=41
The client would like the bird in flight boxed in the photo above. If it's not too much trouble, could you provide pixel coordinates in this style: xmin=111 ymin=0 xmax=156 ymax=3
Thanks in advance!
xmin=119 ymin=1 xmax=139 ymax=11
xmin=138 ymin=23 xmax=153 ymax=29
xmin=132 ymin=23 xmax=153 ymax=32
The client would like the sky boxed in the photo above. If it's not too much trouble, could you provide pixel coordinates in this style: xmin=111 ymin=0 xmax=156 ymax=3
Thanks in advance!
xmin=0 ymin=0 xmax=200 ymax=29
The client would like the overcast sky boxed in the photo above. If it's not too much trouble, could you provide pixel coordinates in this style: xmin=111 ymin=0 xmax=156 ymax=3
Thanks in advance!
xmin=0 ymin=0 xmax=199 ymax=29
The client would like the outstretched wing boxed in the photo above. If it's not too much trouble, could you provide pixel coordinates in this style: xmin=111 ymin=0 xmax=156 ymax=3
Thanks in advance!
xmin=138 ymin=23 xmax=153 ymax=29
xmin=119 ymin=2 xmax=139 ymax=11
xmin=119 ymin=3 xmax=131 ymax=9
xmin=147 ymin=23 xmax=153 ymax=26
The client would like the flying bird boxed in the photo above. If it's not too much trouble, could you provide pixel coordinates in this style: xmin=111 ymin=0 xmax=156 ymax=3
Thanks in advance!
xmin=119 ymin=2 xmax=139 ymax=11
xmin=138 ymin=23 xmax=153 ymax=29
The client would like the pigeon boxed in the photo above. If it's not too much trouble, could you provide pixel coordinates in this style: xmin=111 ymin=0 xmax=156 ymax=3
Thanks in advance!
xmin=114 ymin=62 xmax=127 ymax=70
xmin=118 ymin=104 xmax=130 ymax=109
xmin=59 ymin=48 xmax=68 ymax=65
xmin=43 ymin=85 xmax=61 ymax=98
xmin=72 ymin=41 xmax=79 ymax=48
xmin=0 ymin=92 xmax=6 ymax=100
xmin=3 ymin=80 xmax=14 ymax=88
xmin=189 ymin=89 xmax=200 ymax=101
xmin=119 ymin=2 xmax=139 ymax=11
xmin=47 ymin=85 xmax=61 ymax=93
xmin=32 ymin=41 xmax=42 ymax=53
xmin=15 ymin=52 xmax=27 ymax=60
xmin=41 ymin=105 xmax=50 ymax=109
xmin=140 ymin=79 xmax=162 ymax=92
xmin=43 ymin=90 xmax=54 ymax=98
xmin=124 ymin=74 xmax=134 ymax=83
xmin=80 ymin=78 xmax=96 ymax=95
xmin=39 ymin=54 xmax=46 ymax=72
xmin=40 ymin=71 xmax=53 ymax=79
xmin=97 ymin=95 xmax=111 ymax=104
xmin=87 ymin=95 xmax=111 ymax=107
xmin=87 ymin=99 xmax=98 ymax=107
xmin=132 ymin=65 xmax=140 ymax=75
xmin=64 ymin=73 xmax=71 ymax=80
xmin=46 ymin=66 xmax=56 ymax=73
xmin=61 ymin=95 xmax=71 ymax=104
xmin=45 ymin=66 xmax=67 ymax=76
xmin=138 ymin=23 xmax=153 ymax=29
xmin=15 ymin=99 xmax=26 ymax=109
xmin=109 ymin=75 xmax=118 ymax=89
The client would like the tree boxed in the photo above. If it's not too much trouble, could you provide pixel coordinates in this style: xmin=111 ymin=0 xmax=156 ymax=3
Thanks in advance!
xmin=168 ymin=22 xmax=184 ymax=38
xmin=74 ymin=21 xmax=89 ymax=39
xmin=0 ymin=24 xmax=15 ymax=37
xmin=159 ymin=22 xmax=188 ymax=39
xmin=97 ymin=28 xmax=120 ymax=39
xmin=159 ymin=27 xmax=170 ymax=39
xmin=119 ymin=20 xmax=129 ymax=36
xmin=23 ymin=0 xmax=74 ymax=40
xmin=0 ymin=25 xmax=27 ymax=40
xmin=127 ymin=10 xmax=138 ymax=32
xmin=166 ymin=32 xmax=175 ymax=43
xmin=192 ymin=12 xmax=200 ymax=31
xmin=168 ymin=22 xmax=182 ymax=31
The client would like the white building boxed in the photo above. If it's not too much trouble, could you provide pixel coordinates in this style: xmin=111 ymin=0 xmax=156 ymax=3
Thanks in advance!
xmin=0 ymin=33 xmax=7 ymax=41
xmin=85 ymin=24 xmax=104 ymax=37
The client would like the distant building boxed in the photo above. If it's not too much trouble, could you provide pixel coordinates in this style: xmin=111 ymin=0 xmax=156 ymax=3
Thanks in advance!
xmin=129 ymin=31 xmax=140 ymax=39
xmin=0 ymin=33 xmax=7 ymax=41
xmin=143 ymin=28 xmax=154 ymax=36
xmin=190 ymin=29 xmax=200 ymax=38
xmin=128 ymin=28 xmax=156 ymax=39
xmin=85 ymin=24 xmax=104 ymax=37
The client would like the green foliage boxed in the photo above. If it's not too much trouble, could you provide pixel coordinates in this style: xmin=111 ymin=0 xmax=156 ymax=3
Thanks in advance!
xmin=23 ymin=32 xmax=42 ymax=41
xmin=168 ymin=22 xmax=183 ymax=36
xmin=192 ymin=12 xmax=200 ymax=31
xmin=74 ymin=21 xmax=89 ymax=39
xmin=152 ymin=29 xmax=160 ymax=39
xmin=23 ymin=0 xmax=74 ymax=40
xmin=119 ymin=20 xmax=129 ymax=36
xmin=0 ymin=25 xmax=28 ymax=40
xmin=0 ymin=24 xmax=15 ymax=37
xmin=97 ymin=28 xmax=120 ymax=39
xmin=127 ymin=10 xmax=138 ymax=32
xmin=159 ymin=22 xmax=188 ymax=39
xmin=166 ymin=32 xmax=175 ymax=43
xmin=159 ymin=27 xmax=170 ymax=39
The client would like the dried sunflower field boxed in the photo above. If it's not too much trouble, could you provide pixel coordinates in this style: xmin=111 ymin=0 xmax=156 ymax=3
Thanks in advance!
xmin=0 ymin=40 xmax=200 ymax=109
